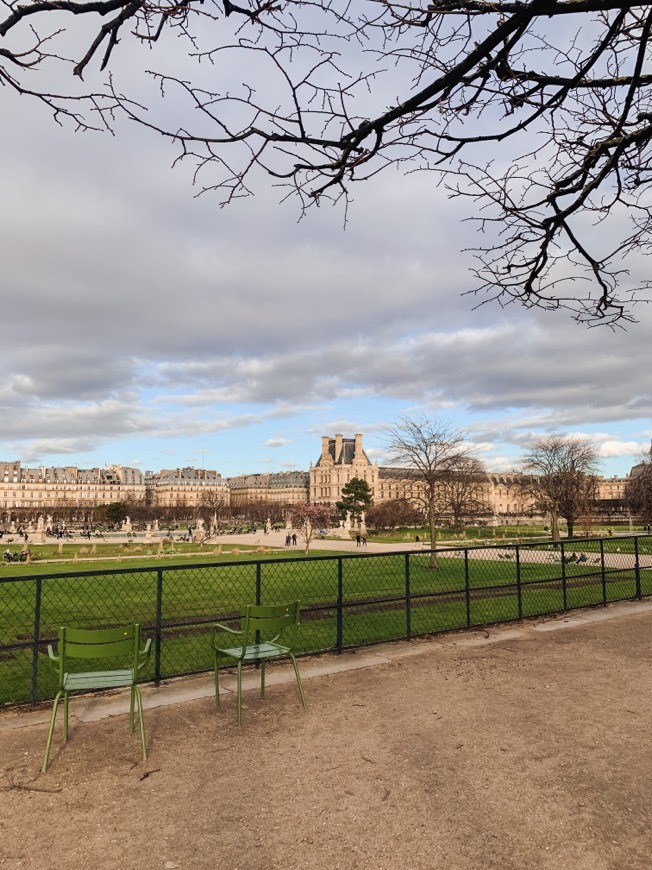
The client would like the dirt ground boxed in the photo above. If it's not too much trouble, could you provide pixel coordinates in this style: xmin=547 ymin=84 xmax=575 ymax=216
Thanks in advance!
xmin=2 ymin=603 xmax=652 ymax=870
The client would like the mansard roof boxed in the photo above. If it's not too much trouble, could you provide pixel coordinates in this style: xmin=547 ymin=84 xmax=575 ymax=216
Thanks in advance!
xmin=315 ymin=437 xmax=371 ymax=467
xmin=1 ymin=464 xmax=143 ymax=484
xmin=228 ymin=471 xmax=309 ymax=489
xmin=158 ymin=468 xmax=224 ymax=485
xmin=378 ymin=466 xmax=420 ymax=480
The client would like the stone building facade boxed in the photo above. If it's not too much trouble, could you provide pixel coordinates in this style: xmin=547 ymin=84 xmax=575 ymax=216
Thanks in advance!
xmin=1 ymin=462 xmax=146 ymax=513
xmin=154 ymin=468 xmax=230 ymax=509
xmin=309 ymin=434 xmax=378 ymax=506
xmin=308 ymin=434 xmax=629 ymax=518
xmin=0 ymin=435 xmax=631 ymax=519
xmin=229 ymin=471 xmax=309 ymax=508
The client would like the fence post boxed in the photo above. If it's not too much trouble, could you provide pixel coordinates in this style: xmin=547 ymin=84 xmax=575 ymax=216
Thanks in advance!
xmin=600 ymin=539 xmax=607 ymax=605
xmin=515 ymin=545 xmax=522 ymax=620
xmin=634 ymin=536 xmax=642 ymax=600
xmin=464 ymin=548 xmax=471 ymax=628
xmin=560 ymin=541 xmax=568 ymax=611
xmin=336 ymin=557 xmax=343 ymax=653
xmin=154 ymin=568 xmax=163 ymax=685
xmin=405 ymin=553 xmax=411 ymax=641
xmin=30 ymin=577 xmax=43 ymax=703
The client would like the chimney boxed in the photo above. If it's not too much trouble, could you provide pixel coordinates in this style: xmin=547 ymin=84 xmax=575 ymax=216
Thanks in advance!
xmin=335 ymin=434 xmax=343 ymax=462
xmin=321 ymin=436 xmax=330 ymax=457
xmin=354 ymin=433 xmax=363 ymax=457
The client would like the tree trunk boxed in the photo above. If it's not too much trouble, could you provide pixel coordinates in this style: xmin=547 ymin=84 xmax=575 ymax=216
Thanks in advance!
xmin=428 ymin=501 xmax=438 ymax=570
xmin=550 ymin=512 xmax=560 ymax=541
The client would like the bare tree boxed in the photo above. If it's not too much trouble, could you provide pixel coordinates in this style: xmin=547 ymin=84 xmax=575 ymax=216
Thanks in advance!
xmin=195 ymin=489 xmax=229 ymax=532
xmin=625 ymin=443 xmax=652 ymax=523
xmin=383 ymin=416 xmax=477 ymax=566
xmin=2 ymin=0 xmax=652 ymax=324
xmin=439 ymin=456 xmax=489 ymax=527
xmin=365 ymin=498 xmax=424 ymax=532
xmin=520 ymin=434 xmax=600 ymax=540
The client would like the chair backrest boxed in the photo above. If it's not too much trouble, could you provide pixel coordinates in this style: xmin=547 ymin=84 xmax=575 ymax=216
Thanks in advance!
xmin=240 ymin=602 xmax=300 ymax=646
xmin=59 ymin=624 xmax=142 ymax=663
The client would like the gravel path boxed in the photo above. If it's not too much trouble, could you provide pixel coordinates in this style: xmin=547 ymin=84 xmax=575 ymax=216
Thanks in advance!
xmin=2 ymin=601 xmax=652 ymax=870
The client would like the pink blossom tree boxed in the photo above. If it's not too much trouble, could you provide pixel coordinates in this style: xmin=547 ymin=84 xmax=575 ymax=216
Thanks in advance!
xmin=287 ymin=504 xmax=335 ymax=555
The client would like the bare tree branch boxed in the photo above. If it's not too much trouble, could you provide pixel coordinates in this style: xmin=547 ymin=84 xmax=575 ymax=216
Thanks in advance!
xmin=3 ymin=0 xmax=652 ymax=323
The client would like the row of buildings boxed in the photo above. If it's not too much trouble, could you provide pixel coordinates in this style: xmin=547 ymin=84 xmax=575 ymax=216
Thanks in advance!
xmin=0 ymin=434 xmax=630 ymax=519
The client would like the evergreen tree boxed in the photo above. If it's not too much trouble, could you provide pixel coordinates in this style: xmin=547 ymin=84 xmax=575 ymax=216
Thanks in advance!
xmin=336 ymin=478 xmax=373 ymax=521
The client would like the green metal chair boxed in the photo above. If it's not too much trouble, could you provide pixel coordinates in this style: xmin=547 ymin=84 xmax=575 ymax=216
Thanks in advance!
xmin=211 ymin=601 xmax=307 ymax=726
xmin=42 ymin=624 xmax=152 ymax=772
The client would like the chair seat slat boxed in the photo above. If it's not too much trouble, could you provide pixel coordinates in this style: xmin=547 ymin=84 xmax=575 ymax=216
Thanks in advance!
xmin=63 ymin=669 xmax=135 ymax=691
xmin=220 ymin=642 xmax=290 ymax=660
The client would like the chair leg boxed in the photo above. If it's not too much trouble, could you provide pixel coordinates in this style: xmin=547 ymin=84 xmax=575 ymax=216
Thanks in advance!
xmin=129 ymin=684 xmax=135 ymax=734
xmin=260 ymin=660 xmax=266 ymax=698
xmin=42 ymin=690 xmax=63 ymax=773
xmin=236 ymin=661 xmax=243 ymax=727
xmin=134 ymin=684 xmax=147 ymax=761
xmin=214 ymin=653 xmax=221 ymax=707
xmin=290 ymin=655 xmax=307 ymax=710
xmin=63 ymin=691 xmax=69 ymax=742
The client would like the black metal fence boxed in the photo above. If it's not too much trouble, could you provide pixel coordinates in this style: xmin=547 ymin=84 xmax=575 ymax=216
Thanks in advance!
xmin=2 ymin=534 xmax=651 ymax=706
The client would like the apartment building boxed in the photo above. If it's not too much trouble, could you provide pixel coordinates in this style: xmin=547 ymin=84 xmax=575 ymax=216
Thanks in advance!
xmin=154 ymin=468 xmax=229 ymax=508
xmin=229 ymin=471 xmax=309 ymax=507
xmin=0 ymin=462 xmax=145 ymax=512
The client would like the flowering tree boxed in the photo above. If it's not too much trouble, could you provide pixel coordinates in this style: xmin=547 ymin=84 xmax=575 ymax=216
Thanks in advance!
xmin=287 ymin=504 xmax=335 ymax=555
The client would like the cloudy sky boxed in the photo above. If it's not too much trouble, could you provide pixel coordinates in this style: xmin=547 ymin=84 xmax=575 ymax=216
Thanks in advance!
xmin=1 ymin=20 xmax=650 ymax=480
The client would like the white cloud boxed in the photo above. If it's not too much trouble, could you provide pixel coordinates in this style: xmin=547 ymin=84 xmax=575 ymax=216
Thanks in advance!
xmin=596 ymin=441 xmax=644 ymax=459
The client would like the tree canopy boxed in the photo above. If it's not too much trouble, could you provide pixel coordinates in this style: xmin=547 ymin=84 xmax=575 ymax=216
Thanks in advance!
xmin=336 ymin=477 xmax=373 ymax=521
xmin=3 ymin=0 xmax=652 ymax=325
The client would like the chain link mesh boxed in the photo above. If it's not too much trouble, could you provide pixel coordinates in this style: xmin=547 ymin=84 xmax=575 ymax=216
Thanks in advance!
xmin=1 ymin=535 xmax=650 ymax=705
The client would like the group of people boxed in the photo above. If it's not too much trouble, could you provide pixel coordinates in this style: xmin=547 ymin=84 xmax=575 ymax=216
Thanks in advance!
xmin=284 ymin=533 xmax=298 ymax=547
xmin=355 ymin=534 xmax=368 ymax=547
